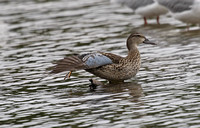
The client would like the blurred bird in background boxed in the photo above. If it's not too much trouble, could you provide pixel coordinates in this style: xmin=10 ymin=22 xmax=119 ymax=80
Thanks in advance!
xmin=157 ymin=0 xmax=200 ymax=30
xmin=111 ymin=0 xmax=168 ymax=25
xmin=111 ymin=0 xmax=200 ymax=29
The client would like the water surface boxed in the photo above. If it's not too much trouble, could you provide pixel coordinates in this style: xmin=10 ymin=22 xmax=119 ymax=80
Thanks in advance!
xmin=0 ymin=0 xmax=200 ymax=127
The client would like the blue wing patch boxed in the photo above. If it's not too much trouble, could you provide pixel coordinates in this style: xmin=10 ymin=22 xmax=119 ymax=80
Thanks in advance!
xmin=81 ymin=52 xmax=113 ymax=69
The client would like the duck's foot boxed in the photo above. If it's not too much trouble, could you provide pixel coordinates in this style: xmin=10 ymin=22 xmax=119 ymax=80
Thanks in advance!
xmin=89 ymin=79 xmax=104 ymax=90
xmin=89 ymin=79 xmax=97 ymax=90
xmin=64 ymin=71 xmax=72 ymax=80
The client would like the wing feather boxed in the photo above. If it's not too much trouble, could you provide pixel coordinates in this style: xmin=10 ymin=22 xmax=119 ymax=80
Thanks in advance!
xmin=80 ymin=52 xmax=113 ymax=68
xmin=157 ymin=0 xmax=194 ymax=13
xmin=112 ymin=0 xmax=154 ymax=10
xmin=50 ymin=56 xmax=85 ymax=73
xmin=50 ymin=52 xmax=121 ymax=74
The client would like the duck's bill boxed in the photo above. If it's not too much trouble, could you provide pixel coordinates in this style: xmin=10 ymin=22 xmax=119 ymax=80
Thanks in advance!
xmin=143 ymin=39 xmax=156 ymax=45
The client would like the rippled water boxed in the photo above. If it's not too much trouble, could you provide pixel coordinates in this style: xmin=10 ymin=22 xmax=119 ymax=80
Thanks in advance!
xmin=0 ymin=0 xmax=200 ymax=127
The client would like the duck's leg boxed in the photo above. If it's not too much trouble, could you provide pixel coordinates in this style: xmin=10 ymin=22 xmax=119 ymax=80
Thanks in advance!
xmin=143 ymin=17 xmax=148 ymax=25
xmin=64 ymin=71 xmax=72 ymax=80
xmin=89 ymin=79 xmax=104 ymax=90
xmin=156 ymin=16 xmax=160 ymax=25
xmin=89 ymin=79 xmax=97 ymax=90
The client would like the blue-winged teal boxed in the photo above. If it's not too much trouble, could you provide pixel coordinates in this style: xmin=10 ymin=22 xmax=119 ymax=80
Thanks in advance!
xmin=51 ymin=33 xmax=155 ymax=83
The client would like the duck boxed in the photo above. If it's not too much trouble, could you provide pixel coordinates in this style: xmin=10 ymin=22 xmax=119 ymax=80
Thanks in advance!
xmin=111 ymin=0 xmax=168 ymax=25
xmin=50 ymin=33 xmax=155 ymax=83
xmin=157 ymin=0 xmax=200 ymax=29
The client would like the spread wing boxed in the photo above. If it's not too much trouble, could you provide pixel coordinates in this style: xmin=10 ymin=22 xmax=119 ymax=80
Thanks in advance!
xmin=79 ymin=52 xmax=113 ymax=69
xmin=50 ymin=52 xmax=122 ymax=74
xmin=98 ymin=52 xmax=123 ymax=64
xmin=50 ymin=55 xmax=85 ymax=73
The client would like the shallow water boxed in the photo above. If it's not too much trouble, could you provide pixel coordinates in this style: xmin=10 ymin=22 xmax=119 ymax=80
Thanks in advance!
xmin=0 ymin=0 xmax=200 ymax=127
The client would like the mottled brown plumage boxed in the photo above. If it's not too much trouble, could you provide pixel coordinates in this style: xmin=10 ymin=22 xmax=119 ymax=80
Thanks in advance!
xmin=50 ymin=56 xmax=85 ymax=73
xmin=51 ymin=33 xmax=155 ymax=82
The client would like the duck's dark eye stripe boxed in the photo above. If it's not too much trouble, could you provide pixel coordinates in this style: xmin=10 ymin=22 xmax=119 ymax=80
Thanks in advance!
xmin=133 ymin=34 xmax=143 ymax=38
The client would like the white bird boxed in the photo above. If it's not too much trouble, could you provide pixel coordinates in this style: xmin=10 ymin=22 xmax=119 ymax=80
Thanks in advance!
xmin=111 ymin=0 xmax=168 ymax=25
xmin=157 ymin=0 xmax=200 ymax=28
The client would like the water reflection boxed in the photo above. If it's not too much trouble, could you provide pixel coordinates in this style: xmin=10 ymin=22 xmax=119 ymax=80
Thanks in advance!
xmin=92 ymin=80 xmax=144 ymax=102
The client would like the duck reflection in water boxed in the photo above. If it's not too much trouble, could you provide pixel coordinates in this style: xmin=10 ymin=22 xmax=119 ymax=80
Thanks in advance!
xmin=90 ymin=79 xmax=144 ymax=101
xmin=50 ymin=33 xmax=155 ymax=85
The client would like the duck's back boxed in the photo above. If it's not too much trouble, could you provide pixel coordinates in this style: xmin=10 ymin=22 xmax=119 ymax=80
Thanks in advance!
xmin=86 ymin=50 xmax=141 ymax=82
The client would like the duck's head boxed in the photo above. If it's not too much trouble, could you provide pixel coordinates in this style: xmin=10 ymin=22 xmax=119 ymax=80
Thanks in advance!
xmin=126 ymin=33 xmax=155 ymax=51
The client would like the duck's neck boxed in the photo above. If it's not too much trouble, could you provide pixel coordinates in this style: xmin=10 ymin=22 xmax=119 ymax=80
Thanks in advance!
xmin=126 ymin=47 xmax=140 ymax=60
